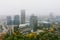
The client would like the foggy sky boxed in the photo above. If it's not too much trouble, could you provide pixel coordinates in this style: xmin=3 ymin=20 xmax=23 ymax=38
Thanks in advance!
xmin=0 ymin=0 xmax=60 ymax=16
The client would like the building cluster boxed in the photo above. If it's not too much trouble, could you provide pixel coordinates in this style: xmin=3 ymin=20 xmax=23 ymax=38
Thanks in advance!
xmin=0 ymin=10 xmax=60 ymax=34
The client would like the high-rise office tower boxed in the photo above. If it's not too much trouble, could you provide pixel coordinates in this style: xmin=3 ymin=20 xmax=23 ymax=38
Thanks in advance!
xmin=6 ymin=16 xmax=13 ymax=35
xmin=13 ymin=15 xmax=20 ymax=32
xmin=7 ymin=16 xmax=12 ymax=25
xmin=49 ymin=13 xmax=55 ymax=23
xmin=13 ymin=15 xmax=20 ymax=25
xmin=21 ymin=10 xmax=25 ymax=24
xmin=50 ymin=13 xmax=53 ymax=19
xmin=56 ymin=16 xmax=60 ymax=22
xmin=30 ymin=14 xmax=38 ymax=31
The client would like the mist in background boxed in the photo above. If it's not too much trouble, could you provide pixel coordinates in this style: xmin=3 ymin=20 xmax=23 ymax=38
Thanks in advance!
xmin=0 ymin=0 xmax=60 ymax=16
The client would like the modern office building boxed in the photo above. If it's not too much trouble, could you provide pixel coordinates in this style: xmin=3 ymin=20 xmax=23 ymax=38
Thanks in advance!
xmin=6 ymin=16 xmax=12 ymax=25
xmin=13 ymin=15 xmax=20 ymax=25
xmin=56 ymin=16 xmax=60 ymax=22
xmin=6 ymin=16 xmax=13 ymax=35
xmin=49 ymin=13 xmax=55 ymax=23
xmin=21 ymin=10 xmax=25 ymax=24
xmin=13 ymin=15 xmax=20 ymax=32
xmin=30 ymin=14 xmax=38 ymax=31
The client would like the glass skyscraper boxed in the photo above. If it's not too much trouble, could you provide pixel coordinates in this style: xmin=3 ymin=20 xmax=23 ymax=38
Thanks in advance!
xmin=30 ymin=14 xmax=38 ymax=31
xmin=13 ymin=15 xmax=20 ymax=25
xmin=7 ymin=16 xmax=12 ymax=25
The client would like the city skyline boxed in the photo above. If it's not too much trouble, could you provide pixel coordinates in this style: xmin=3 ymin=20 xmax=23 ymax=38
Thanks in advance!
xmin=0 ymin=0 xmax=60 ymax=40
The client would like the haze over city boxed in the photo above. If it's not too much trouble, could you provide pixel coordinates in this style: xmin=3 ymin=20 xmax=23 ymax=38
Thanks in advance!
xmin=0 ymin=0 xmax=60 ymax=40
xmin=0 ymin=0 xmax=60 ymax=16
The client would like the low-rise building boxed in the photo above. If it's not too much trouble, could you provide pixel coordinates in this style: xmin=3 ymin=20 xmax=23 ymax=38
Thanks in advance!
xmin=19 ymin=24 xmax=31 ymax=34
xmin=39 ymin=21 xmax=51 ymax=28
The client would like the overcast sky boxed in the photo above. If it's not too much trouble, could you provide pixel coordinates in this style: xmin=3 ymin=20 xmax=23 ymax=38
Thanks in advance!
xmin=0 ymin=0 xmax=60 ymax=16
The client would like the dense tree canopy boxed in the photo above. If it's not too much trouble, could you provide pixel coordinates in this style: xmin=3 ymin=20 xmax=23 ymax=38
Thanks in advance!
xmin=4 ymin=28 xmax=60 ymax=40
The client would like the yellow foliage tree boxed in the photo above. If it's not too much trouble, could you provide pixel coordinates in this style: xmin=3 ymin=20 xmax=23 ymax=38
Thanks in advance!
xmin=49 ymin=28 xmax=54 ymax=32
xmin=26 ymin=32 xmax=37 ymax=38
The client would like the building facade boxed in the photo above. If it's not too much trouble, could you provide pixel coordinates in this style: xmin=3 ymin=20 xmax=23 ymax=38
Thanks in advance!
xmin=6 ymin=16 xmax=12 ymax=25
xmin=13 ymin=15 xmax=20 ymax=25
xmin=30 ymin=14 xmax=38 ymax=31
xmin=21 ymin=10 xmax=25 ymax=24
